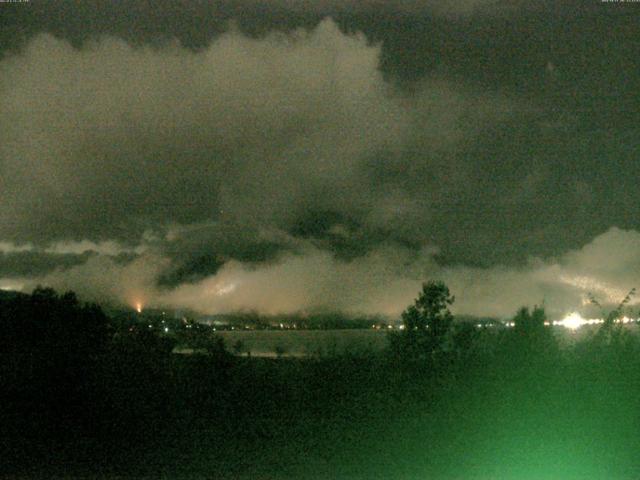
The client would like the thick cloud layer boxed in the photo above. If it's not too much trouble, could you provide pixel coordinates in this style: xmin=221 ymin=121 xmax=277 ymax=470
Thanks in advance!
xmin=2 ymin=8 xmax=640 ymax=320
xmin=158 ymin=227 xmax=640 ymax=319
xmin=0 ymin=20 xmax=507 ymax=256
xmin=7 ymin=227 xmax=638 ymax=320
xmin=1 ymin=20 xmax=407 ymax=242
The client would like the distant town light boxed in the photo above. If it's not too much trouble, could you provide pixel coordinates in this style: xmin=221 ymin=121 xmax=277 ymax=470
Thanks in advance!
xmin=559 ymin=312 xmax=585 ymax=330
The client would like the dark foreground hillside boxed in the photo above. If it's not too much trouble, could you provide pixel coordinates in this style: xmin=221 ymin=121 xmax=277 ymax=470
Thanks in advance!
xmin=3 ymin=289 xmax=640 ymax=479
xmin=4 ymin=345 xmax=640 ymax=479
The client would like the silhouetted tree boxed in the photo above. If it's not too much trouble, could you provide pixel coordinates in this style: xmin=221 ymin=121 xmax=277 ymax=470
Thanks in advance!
xmin=452 ymin=321 xmax=480 ymax=361
xmin=513 ymin=306 xmax=545 ymax=337
xmin=390 ymin=281 xmax=455 ymax=365
xmin=503 ymin=305 xmax=557 ymax=363
xmin=402 ymin=281 xmax=454 ymax=335
xmin=0 ymin=287 xmax=112 ymax=443
xmin=579 ymin=289 xmax=638 ymax=364
xmin=0 ymin=286 xmax=109 ymax=359
xmin=589 ymin=288 xmax=635 ymax=346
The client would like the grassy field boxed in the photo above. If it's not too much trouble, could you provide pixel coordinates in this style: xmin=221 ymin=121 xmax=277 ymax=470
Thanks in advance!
xmin=4 ymin=330 xmax=640 ymax=479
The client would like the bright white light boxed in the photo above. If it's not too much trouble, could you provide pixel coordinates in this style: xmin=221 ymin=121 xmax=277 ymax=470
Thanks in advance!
xmin=135 ymin=302 xmax=143 ymax=313
xmin=556 ymin=313 xmax=610 ymax=329
xmin=164 ymin=327 xmax=169 ymax=333
xmin=559 ymin=312 xmax=585 ymax=330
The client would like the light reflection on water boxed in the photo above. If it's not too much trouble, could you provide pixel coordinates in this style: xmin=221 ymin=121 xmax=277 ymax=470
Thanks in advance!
xmin=216 ymin=329 xmax=390 ymax=357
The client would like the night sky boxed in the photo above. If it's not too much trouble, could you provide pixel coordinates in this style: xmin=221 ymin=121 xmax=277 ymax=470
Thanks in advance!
xmin=1 ymin=0 xmax=640 ymax=318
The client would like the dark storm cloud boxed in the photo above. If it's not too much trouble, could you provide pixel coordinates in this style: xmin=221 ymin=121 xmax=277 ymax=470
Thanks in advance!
xmin=2 ymin=2 xmax=640 ymax=318
xmin=0 ymin=0 xmax=518 ymax=58
xmin=157 ymin=222 xmax=286 ymax=287
xmin=0 ymin=251 xmax=92 ymax=277
xmin=0 ymin=19 xmax=472 ymax=250
xmin=0 ymin=239 xmax=143 ymax=276
xmin=152 ymin=227 xmax=640 ymax=319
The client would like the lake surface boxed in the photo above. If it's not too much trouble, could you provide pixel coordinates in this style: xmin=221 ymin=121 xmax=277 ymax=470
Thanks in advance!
xmin=173 ymin=324 xmax=635 ymax=357
xmin=216 ymin=329 xmax=390 ymax=357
